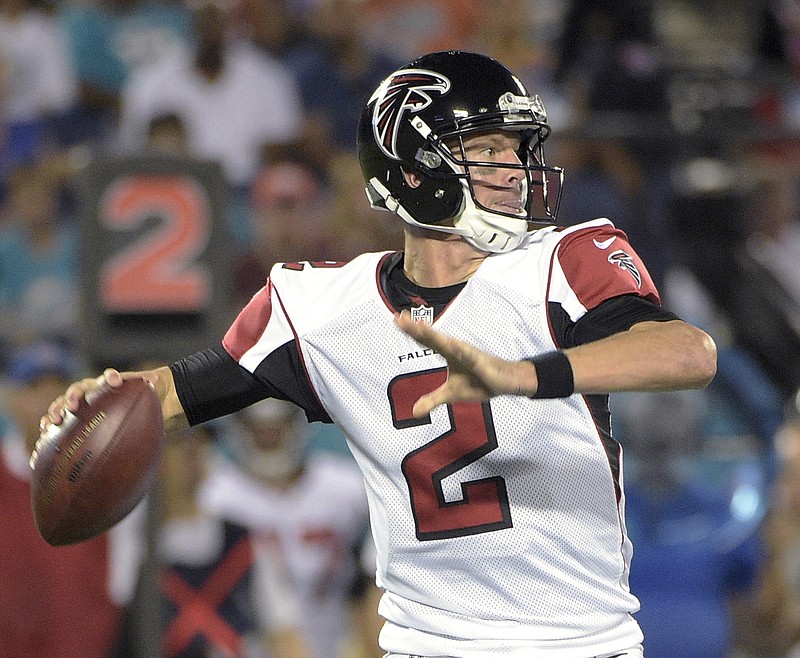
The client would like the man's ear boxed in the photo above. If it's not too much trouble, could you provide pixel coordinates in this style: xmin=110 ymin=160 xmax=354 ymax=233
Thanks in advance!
xmin=401 ymin=167 xmax=423 ymax=189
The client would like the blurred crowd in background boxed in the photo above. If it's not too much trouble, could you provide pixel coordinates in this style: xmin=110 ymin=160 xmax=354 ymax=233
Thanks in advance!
xmin=2 ymin=0 xmax=800 ymax=656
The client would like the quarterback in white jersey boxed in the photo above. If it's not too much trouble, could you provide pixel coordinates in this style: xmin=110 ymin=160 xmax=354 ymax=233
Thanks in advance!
xmin=219 ymin=219 xmax=652 ymax=657
xmin=42 ymin=51 xmax=717 ymax=658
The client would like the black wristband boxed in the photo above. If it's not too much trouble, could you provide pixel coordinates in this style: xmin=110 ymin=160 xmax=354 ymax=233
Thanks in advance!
xmin=526 ymin=351 xmax=574 ymax=399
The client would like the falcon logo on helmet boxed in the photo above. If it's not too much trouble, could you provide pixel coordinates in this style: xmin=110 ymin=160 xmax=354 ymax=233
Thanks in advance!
xmin=608 ymin=250 xmax=642 ymax=288
xmin=370 ymin=69 xmax=451 ymax=160
xmin=357 ymin=51 xmax=565 ymax=253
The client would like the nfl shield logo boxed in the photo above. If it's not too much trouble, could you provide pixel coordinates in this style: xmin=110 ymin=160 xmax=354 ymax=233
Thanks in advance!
xmin=410 ymin=305 xmax=434 ymax=325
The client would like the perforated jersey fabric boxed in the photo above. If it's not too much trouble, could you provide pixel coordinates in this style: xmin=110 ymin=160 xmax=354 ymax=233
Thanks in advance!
xmin=221 ymin=218 xmax=659 ymax=656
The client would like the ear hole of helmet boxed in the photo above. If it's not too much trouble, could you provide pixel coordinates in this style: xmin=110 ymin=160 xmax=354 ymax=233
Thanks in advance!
xmin=402 ymin=171 xmax=464 ymax=224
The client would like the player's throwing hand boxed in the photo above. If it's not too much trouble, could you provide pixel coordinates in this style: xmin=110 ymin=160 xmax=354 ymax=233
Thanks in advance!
xmin=394 ymin=310 xmax=538 ymax=416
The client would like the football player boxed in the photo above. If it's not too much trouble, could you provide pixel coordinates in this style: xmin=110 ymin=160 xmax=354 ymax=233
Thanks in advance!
xmin=200 ymin=399 xmax=373 ymax=658
xmin=43 ymin=51 xmax=716 ymax=657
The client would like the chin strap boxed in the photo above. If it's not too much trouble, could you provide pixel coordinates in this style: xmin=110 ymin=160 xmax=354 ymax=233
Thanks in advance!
xmin=366 ymin=176 xmax=471 ymax=238
xmin=367 ymin=177 xmax=529 ymax=253
xmin=453 ymin=181 xmax=529 ymax=253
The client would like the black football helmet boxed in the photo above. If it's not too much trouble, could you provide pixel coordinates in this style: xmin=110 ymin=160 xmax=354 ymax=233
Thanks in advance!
xmin=357 ymin=50 xmax=563 ymax=253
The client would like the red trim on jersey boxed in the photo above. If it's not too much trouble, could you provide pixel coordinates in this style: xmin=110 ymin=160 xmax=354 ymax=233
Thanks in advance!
xmin=430 ymin=294 xmax=462 ymax=324
xmin=376 ymin=252 xmax=397 ymax=313
xmin=271 ymin=285 xmax=329 ymax=414
xmin=544 ymin=245 xmax=561 ymax=348
xmin=544 ymin=226 xmax=629 ymax=507
xmin=557 ymin=225 xmax=660 ymax=310
xmin=375 ymin=252 xmax=464 ymax=323
xmin=223 ymin=282 xmax=273 ymax=361
xmin=544 ymin=241 xmax=623 ymax=503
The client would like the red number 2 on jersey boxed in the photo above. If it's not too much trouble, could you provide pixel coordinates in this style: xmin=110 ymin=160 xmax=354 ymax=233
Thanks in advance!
xmin=388 ymin=368 xmax=513 ymax=541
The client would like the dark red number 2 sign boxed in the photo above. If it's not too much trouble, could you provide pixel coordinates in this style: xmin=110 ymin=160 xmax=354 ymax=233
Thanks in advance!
xmin=99 ymin=176 xmax=211 ymax=313
xmin=388 ymin=368 xmax=512 ymax=541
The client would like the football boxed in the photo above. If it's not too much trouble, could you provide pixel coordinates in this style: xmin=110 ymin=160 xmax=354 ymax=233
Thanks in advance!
xmin=29 ymin=377 xmax=164 ymax=546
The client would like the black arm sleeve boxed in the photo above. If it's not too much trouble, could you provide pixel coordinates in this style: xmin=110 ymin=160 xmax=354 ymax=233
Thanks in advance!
xmin=550 ymin=293 xmax=680 ymax=349
xmin=169 ymin=343 xmax=332 ymax=427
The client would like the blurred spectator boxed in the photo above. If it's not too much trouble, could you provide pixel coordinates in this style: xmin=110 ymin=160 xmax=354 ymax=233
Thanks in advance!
xmin=359 ymin=0 xmax=480 ymax=63
xmin=281 ymin=0 xmax=404 ymax=154
xmin=554 ymin=135 xmax=641 ymax=226
xmin=552 ymin=127 xmax=680 ymax=294
xmin=349 ymin=533 xmax=384 ymax=658
xmin=740 ymin=398 xmax=800 ymax=657
xmin=141 ymin=110 xmax=260 ymax=252
xmin=662 ymin=261 xmax=786 ymax=455
xmin=667 ymin=155 xmax=799 ymax=420
xmin=59 ymin=0 xmax=191 ymax=147
xmin=467 ymin=0 xmax=572 ymax=131
xmin=325 ymin=152 xmax=404 ymax=260
xmin=232 ymin=154 xmax=335 ymax=306
xmin=158 ymin=423 xmax=311 ymax=658
xmin=753 ymin=0 xmax=800 ymax=131
xmin=0 ymin=0 xmax=77 ymax=178
xmin=145 ymin=111 xmax=189 ymax=157
xmin=0 ymin=338 xmax=141 ymax=658
xmin=616 ymin=390 xmax=765 ymax=658
xmin=757 ymin=0 xmax=798 ymax=66
xmin=554 ymin=0 xmax=668 ymax=116
xmin=553 ymin=0 xmax=675 ymax=277
xmin=0 ymin=155 xmax=79 ymax=351
xmin=746 ymin=163 xmax=800 ymax=312
xmin=117 ymin=0 xmax=303 ymax=190
xmin=544 ymin=0 xmax=680 ymax=292
xmin=232 ymin=149 xmax=405 ymax=309
xmin=201 ymin=399 xmax=374 ymax=658
xmin=233 ymin=0 xmax=311 ymax=95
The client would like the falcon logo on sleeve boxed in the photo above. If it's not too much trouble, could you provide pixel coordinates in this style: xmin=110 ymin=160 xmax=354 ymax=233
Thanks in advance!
xmin=370 ymin=69 xmax=451 ymax=160
xmin=608 ymin=250 xmax=642 ymax=288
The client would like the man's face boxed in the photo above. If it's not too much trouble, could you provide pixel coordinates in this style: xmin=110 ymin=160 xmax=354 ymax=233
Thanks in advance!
xmin=453 ymin=131 xmax=526 ymax=216
xmin=241 ymin=416 xmax=297 ymax=453
xmin=237 ymin=411 xmax=307 ymax=483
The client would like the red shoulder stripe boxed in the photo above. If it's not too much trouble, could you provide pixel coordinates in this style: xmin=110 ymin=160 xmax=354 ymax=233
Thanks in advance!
xmin=222 ymin=281 xmax=273 ymax=362
xmin=556 ymin=225 xmax=660 ymax=310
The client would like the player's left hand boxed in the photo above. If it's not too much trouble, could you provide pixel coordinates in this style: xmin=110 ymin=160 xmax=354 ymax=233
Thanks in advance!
xmin=394 ymin=310 xmax=536 ymax=416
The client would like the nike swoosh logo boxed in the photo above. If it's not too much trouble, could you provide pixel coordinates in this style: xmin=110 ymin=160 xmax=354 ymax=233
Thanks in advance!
xmin=593 ymin=236 xmax=617 ymax=249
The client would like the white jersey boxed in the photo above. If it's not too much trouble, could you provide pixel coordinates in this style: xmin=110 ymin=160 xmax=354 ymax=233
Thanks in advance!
xmin=199 ymin=452 xmax=369 ymax=658
xmin=217 ymin=218 xmax=663 ymax=657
